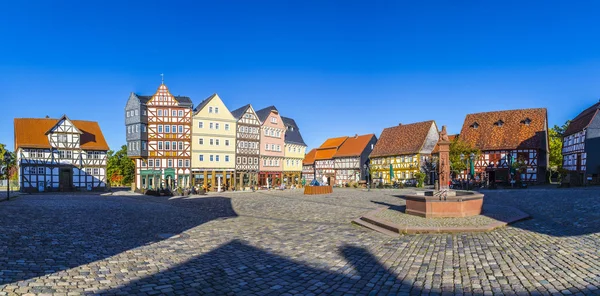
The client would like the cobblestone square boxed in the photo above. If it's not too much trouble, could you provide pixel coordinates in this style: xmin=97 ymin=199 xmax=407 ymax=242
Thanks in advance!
xmin=0 ymin=188 xmax=599 ymax=295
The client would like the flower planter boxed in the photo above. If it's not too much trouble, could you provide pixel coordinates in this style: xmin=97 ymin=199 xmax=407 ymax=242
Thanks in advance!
xmin=303 ymin=185 xmax=333 ymax=195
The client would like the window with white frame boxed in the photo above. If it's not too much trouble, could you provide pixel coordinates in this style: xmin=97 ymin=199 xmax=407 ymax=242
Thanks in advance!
xmin=93 ymin=168 xmax=99 ymax=175
xmin=168 ymin=159 xmax=173 ymax=167
xmin=85 ymin=168 xmax=92 ymax=174
xmin=178 ymin=159 xmax=183 ymax=167
xmin=209 ymin=107 xmax=213 ymax=113
xmin=216 ymin=139 xmax=220 ymax=146
xmin=225 ymin=124 xmax=229 ymax=130
xmin=178 ymin=125 xmax=183 ymax=133
xmin=210 ymin=155 xmax=214 ymax=161
xmin=225 ymin=140 xmax=229 ymax=146
xmin=135 ymin=109 xmax=139 ymax=116
xmin=210 ymin=139 xmax=214 ymax=145
xmin=178 ymin=110 xmax=183 ymax=117
xmin=158 ymin=141 xmax=163 ymax=150
xmin=210 ymin=122 xmax=213 ymax=129
xmin=158 ymin=125 xmax=163 ymax=133
xmin=199 ymin=155 xmax=204 ymax=161
xmin=225 ymin=155 xmax=229 ymax=162
xmin=199 ymin=138 xmax=204 ymax=145
xmin=38 ymin=167 xmax=44 ymax=174
xmin=216 ymin=155 xmax=220 ymax=161
xmin=178 ymin=142 xmax=183 ymax=150
xmin=172 ymin=141 xmax=176 ymax=150
xmin=185 ymin=159 xmax=190 ymax=167
xmin=149 ymin=159 xmax=154 ymax=167
xmin=215 ymin=107 xmax=219 ymax=113
xmin=199 ymin=121 xmax=204 ymax=128
xmin=271 ymin=117 xmax=277 ymax=123
xmin=165 ymin=141 xmax=170 ymax=150
xmin=165 ymin=125 xmax=170 ymax=133
xmin=158 ymin=110 xmax=163 ymax=116
xmin=172 ymin=110 xmax=176 ymax=117
xmin=216 ymin=123 xmax=220 ymax=130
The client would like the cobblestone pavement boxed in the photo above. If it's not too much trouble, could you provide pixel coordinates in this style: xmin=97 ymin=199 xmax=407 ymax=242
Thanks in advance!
xmin=0 ymin=188 xmax=599 ymax=295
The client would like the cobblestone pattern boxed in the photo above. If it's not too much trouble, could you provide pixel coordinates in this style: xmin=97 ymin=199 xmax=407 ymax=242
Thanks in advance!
xmin=0 ymin=188 xmax=598 ymax=295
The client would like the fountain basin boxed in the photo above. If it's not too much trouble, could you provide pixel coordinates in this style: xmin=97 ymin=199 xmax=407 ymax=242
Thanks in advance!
xmin=404 ymin=190 xmax=484 ymax=218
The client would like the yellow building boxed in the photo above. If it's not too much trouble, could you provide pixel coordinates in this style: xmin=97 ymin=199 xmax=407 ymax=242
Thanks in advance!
xmin=369 ymin=120 xmax=439 ymax=185
xmin=191 ymin=93 xmax=237 ymax=191
xmin=282 ymin=117 xmax=306 ymax=186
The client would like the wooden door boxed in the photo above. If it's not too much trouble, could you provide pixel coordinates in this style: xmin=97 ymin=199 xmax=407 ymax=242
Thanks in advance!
xmin=59 ymin=168 xmax=72 ymax=191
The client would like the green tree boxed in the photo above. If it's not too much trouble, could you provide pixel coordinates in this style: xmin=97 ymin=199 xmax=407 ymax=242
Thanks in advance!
xmin=106 ymin=145 xmax=134 ymax=186
xmin=0 ymin=143 xmax=17 ymax=180
xmin=548 ymin=120 xmax=570 ymax=183
xmin=449 ymin=137 xmax=480 ymax=175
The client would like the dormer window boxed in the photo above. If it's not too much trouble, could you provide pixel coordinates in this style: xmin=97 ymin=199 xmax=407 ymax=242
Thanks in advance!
xmin=521 ymin=118 xmax=532 ymax=126
xmin=494 ymin=120 xmax=504 ymax=127
xmin=470 ymin=122 xmax=479 ymax=129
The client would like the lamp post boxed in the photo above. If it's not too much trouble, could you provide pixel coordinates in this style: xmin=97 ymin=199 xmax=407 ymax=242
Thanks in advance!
xmin=460 ymin=153 xmax=466 ymax=179
xmin=4 ymin=153 xmax=12 ymax=201
xmin=364 ymin=163 xmax=370 ymax=191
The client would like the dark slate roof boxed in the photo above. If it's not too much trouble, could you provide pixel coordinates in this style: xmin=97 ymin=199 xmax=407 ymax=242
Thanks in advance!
xmin=282 ymin=116 xmax=306 ymax=146
xmin=193 ymin=94 xmax=217 ymax=113
xmin=135 ymin=94 xmax=193 ymax=107
xmin=231 ymin=104 xmax=251 ymax=120
xmin=564 ymin=101 xmax=600 ymax=136
xmin=255 ymin=105 xmax=278 ymax=123
xmin=174 ymin=96 xmax=193 ymax=107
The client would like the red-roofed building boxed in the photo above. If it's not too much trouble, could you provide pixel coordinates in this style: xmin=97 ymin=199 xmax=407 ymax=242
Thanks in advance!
xmin=314 ymin=136 xmax=348 ymax=185
xmin=459 ymin=108 xmax=549 ymax=184
xmin=14 ymin=115 xmax=109 ymax=192
xmin=302 ymin=148 xmax=317 ymax=182
xmin=333 ymin=134 xmax=377 ymax=186
xmin=562 ymin=100 xmax=600 ymax=183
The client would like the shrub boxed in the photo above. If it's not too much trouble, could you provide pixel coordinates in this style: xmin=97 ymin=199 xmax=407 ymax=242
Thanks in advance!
xmin=414 ymin=172 xmax=426 ymax=188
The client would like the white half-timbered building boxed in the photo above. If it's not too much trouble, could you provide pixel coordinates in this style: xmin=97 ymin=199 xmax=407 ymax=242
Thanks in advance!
xmin=230 ymin=104 xmax=261 ymax=190
xmin=14 ymin=115 xmax=109 ymax=192
xmin=126 ymin=83 xmax=193 ymax=190
xmin=333 ymin=134 xmax=377 ymax=186
xmin=562 ymin=100 xmax=600 ymax=184
xmin=302 ymin=148 xmax=317 ymax=183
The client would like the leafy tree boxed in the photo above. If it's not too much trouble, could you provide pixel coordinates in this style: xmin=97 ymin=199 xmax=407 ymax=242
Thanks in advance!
xmin=548 ymin=120 xmax=570 ymax=183
xmin=106 ymin=145 xmax=134 ymax=186
xmin=449 ymin=137 xmax=480 ymax=175
xmin=0 ymin=143 xmax=17 ymax=181
xmin=413 ymin=172 xmax=426 ymax=188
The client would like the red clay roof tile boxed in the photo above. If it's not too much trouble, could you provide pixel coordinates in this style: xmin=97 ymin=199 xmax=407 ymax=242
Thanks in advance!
xmin=14 ymin=118 xmax=109 ymax=151
xmin=370 ymin=120 xmax=436 ymax=157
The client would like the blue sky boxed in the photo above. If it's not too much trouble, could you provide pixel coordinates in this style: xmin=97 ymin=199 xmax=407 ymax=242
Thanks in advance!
xmin=2 ymin=1 xmax=600 ymax=152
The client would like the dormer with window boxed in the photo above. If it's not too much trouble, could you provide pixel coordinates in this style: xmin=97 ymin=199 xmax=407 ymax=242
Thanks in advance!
xmin=494 ymin=120 xmax=504 ymax=127
xmin=520 ymin=118 xmax=532 ymax=126
xmin=470 ymin=122 xmax=479 ymax=129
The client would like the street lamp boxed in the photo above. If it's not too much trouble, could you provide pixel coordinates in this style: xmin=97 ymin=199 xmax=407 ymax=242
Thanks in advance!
xmin=364 ymin=163 xmax=370 ymax=191
xmin=460 ymin=153 xmax=466 ymax=179
xmin=4 ymin=153 xmax=12 ymax=201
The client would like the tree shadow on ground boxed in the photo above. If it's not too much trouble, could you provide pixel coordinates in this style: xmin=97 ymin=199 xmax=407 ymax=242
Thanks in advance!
xmin=0 ymin=194 xmax=237 ymax=286
xmin=98 ymin=240 xmax=413 ymax=295
xmin=389 ymin=188 xmax=600 ymax=237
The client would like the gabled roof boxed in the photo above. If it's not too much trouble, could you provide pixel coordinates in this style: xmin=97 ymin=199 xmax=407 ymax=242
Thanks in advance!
xmin=370 ymin=120 xmax=436 ymax=157
xmin=459 ymin=108 xmax=547 ymax=151
xmin=193 ymin=93 xmax=218 ymax=113
xmin=282 ymin=116 xmax=306 ymax=146
xmin=319 ymin=136 xmax=348 ymax=149
xmin=255 ymin=105 xmax=279 ymax=123
xmin=14 ymin=117 xmax=109 ymax=151
xmin=564 ymin=101 xmax=600 ymax=136
xmin=230 ymin=104 xmax=252 ymax=120
xmin=44 ymin=114 xmax=83 ymax=135
xmin=432 ymin=134 xmax=458 ymax=154
xmin=303 ymin=148 xmax=317 ymax=165
xmin=315 ymin=148 xmax=338 ymax=160
xmin=333 ymin=134 xmax=376 ymax=158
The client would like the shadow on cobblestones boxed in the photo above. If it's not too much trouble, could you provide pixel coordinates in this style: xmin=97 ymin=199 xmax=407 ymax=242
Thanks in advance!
xmin=481 ymin=189 xmax=600 ymax=237
xmin=98 ymin=240 xmax=410 ymax=295
xmin=0 ymin=194 xmax=237 ymax=286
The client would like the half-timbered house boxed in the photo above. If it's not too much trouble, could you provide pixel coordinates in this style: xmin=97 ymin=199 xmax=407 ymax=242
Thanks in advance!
xmin=191 ymin=94 xmax=237 ymax=191
xmin=314 ymin=136 xmax=348 ymax=185
xmin=256 ymin=106 xmax=286 ymax=187
xmin=333 ymin=134 xmax=377 ymax=186
xmin=230 ymin=104 xmax=261 ymax=190
xmin=14 ymin=115 xmax=109 ymax=192
xmin=302 ymin=148 xmax=317 ymax=183
xmin=126 ymin=83 xmax=193 ymax=190
xmin=562 ymin=100 xmax=600 ymax=184
xmin=282 ymin=116 xmax=307 ymax=187
xmin=370 ymin=121 xmax=439 ymax=185
xmin=459 ymin=108 xmax=549 ymax=184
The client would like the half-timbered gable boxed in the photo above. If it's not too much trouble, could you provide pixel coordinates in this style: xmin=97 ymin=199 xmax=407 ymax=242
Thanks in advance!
xmin=127 ymin=83 xmax=193 ymax=190
xmin=302 ymin=148 xmax=317 ymax=182
xmin=333 ymin=134 xmax=377 ymax=186
xmin=314 ymin=136 xmax=348 ymax=185
xmin=14 ymin=116 xmax=109 ymax=192
xmin=256 ymin=106 xmax=286 ymax=187
xmin=563 ymin=100 xmax=600 ymax=183
xmin=459 ymin=108 xmax=548 ymax=184
xmin=191 ymin=93 xmax=237 ymax=191
xmin=282 ymin=116 xmax=307 ymax=187
xmin=370 ymin=120 xmax=439 ymax=184
xmin=231 ymin=104 xmax=261 ymax=190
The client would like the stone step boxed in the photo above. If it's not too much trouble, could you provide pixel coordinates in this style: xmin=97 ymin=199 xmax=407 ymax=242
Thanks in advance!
xmin=352 ymin=218 xmax=398 ymax=237
xmin=360 ymin=215 xmax=401 ymax=234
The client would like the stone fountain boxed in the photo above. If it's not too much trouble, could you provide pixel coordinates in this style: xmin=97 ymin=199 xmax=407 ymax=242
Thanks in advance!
xmin=404 ymin=126 xmax=484 ymax=218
